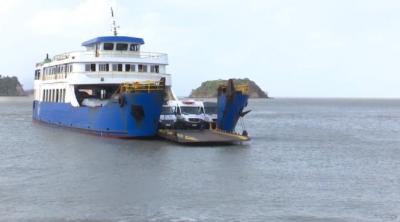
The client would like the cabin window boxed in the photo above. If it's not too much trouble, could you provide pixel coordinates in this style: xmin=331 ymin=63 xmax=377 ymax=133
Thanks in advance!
xmin=60 ymin=89 xmax=63 ymax=102
xmin=69 ymin=64 xmax=73 ymax=72
xmin=125 ymin=64 xmax=130 ymax=72
xmin=59 ymin=89 xmax=63 ymax=103
xmin=116 ymin=43 xmax=128 ymax=51
xmin=63 ymin=89 xmax=66 ymax=102
xmin=34 ymin=70 xmax=40 ymax=80
xmin=150 ymin=65 xmax=159 ymax=73
xmin=85 ymin=64 xmax=96 ymax=72
xmin=138 ymin=64 xmax=147 ymax=72
xmin=125 ymin=64 xmax=135 ymax=72
xmin=112 ymin=64 xmax=123 ymax=72
xmin=130 ymin=44 xmax=139 ymax=51
xmin=99 ymin=64 xmax=109 ymax=72
xmin=103 ymin=43 xmax=114 ymax=50
xmin=56 ymin=89 xmax=59 ymax=103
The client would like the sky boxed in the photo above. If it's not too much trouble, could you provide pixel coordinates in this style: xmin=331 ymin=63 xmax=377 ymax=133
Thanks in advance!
xmin=1 ymin=0 xmax=400 ymax=98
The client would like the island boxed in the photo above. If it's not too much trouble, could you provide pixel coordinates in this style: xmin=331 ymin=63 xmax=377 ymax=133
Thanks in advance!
xmin=189 ymin=78 xmax=268 ymax=98
xmin=0 ymin=75 xmax=25 ymax=96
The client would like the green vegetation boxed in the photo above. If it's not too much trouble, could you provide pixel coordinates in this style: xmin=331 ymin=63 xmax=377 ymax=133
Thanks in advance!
xmin=0 ymin=75 xmax=25 ymax=96
xmin=189 ymin=78 xmax=268 ymax=98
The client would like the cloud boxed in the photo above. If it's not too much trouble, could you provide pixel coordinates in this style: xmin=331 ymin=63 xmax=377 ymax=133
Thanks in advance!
xmin=0 ymin=0 xmax=21 ymax=28
xmin=28 ymin=0 xmax=115 ymax=36
xmin=0 ymin=0 xmax=18 ymax=14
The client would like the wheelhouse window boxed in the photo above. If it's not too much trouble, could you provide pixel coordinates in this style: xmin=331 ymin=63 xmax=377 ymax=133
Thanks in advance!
xmin=150 ymin=65 xmax=159 ymax=73
xmin=99 ymin=64 xmax=109 ymax=72
xmin=125 ymin=64 xmax=135 ymax=72
xmin=103 ymin=43 xmax=114 ymax=50
xmin=116 ymin=43 xmax=128 ymax=51
xmin=138 ymin=64 xmax=147 ymax=72
xmin=129 ymin=44 xmax=140 ymax=51
xmin=85 ymin=64 xmax=96 ymax=72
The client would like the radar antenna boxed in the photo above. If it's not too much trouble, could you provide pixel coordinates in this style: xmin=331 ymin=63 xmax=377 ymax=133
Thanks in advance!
xmin=110 ymin=7 xmax=120 ymax=36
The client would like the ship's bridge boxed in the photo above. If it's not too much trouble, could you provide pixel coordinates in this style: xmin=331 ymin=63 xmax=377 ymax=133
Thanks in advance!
xmin=82 ymin=36 xmax=145 ymax=52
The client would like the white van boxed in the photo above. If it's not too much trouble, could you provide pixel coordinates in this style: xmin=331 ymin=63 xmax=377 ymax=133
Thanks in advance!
xmin=159 ymin=100 xmax=179 ymax=128
xmin=175 ymin=100 xmax=206 ymax=129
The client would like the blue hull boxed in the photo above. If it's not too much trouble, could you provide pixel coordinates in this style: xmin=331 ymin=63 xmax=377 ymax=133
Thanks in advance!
xmin=32 ymin=92 xmax=164 ymax=138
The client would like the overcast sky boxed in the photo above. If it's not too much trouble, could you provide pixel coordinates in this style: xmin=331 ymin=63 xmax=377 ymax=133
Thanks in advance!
xmin=1 ymin=0 xmax=400 ymax=97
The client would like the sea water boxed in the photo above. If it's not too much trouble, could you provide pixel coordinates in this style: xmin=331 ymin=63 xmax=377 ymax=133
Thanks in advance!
xmin=1 ymin=97 xmax=400 ymax=221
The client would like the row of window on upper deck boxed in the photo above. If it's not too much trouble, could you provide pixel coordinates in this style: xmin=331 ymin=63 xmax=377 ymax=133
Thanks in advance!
xmin=101 ymin=43 xmax=140 ymax=52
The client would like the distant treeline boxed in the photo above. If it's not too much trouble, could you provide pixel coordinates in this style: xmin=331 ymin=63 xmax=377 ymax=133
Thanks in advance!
xmin=0 ymin=75 xmax=25 ymax=96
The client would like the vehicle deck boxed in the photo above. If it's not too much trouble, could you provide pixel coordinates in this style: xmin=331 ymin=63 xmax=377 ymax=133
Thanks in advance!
xmin=157 ymin=129 xmax=250 ymax=145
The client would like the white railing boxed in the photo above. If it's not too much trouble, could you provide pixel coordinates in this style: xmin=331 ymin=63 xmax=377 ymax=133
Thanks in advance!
xmin=36 ymin=50 xmax=167 ymax=67
xmin=40 ymin=71 xmax=171 ymax=81
xmin=52 ymin=50 xmax=167 ymax=61
xmin=84 ymin=71 xmax=171 ymax=79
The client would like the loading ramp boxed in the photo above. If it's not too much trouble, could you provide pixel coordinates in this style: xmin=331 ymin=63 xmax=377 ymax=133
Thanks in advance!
xmin=157 ymin=129 xmax=250 ymax=145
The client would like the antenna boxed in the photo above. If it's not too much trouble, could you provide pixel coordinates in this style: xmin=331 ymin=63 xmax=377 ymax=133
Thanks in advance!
xmin=110 ymin=7 xmax=119 ymax=36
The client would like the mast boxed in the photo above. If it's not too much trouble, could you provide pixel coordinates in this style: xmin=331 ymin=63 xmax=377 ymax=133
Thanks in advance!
xmin=110 ymin=7 xmax=119 ymax=36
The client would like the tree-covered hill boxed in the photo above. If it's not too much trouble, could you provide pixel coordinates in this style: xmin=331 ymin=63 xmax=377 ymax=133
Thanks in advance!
xmin=0 ymin=75 xmax=25 ymax=96
xmin=189 ymin=78 xmax=268 ymax=98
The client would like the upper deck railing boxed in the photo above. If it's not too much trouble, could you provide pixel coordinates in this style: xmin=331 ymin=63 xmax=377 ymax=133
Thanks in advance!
xmin=37 ymin=50 xmax=168 ymax=67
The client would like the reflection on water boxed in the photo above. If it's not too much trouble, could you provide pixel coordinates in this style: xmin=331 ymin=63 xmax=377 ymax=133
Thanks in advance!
xmin=1 ymin=97 xmax=400 ymax=221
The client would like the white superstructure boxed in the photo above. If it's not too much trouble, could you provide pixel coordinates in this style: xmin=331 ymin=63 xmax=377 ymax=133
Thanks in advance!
xmin=34 ymin=36 xmax=173 ymax=107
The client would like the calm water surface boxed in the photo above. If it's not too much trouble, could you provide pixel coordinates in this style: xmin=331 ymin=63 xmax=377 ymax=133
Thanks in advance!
xmin=1 ymin=97 xmax=400 ymax=222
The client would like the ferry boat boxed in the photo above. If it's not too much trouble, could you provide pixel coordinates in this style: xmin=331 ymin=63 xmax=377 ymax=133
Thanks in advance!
xmin=32 ymin=11 xmax=173 ymax=138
